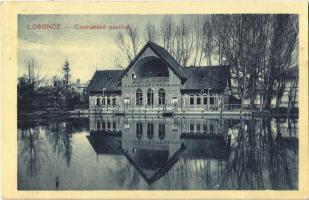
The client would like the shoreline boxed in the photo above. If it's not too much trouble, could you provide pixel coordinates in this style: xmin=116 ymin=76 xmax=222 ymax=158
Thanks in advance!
xmin=17 ymin=109 xmax=298 ymax=120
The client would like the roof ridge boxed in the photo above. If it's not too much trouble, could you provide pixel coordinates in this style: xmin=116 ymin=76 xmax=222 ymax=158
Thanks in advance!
xmin=184 ymin=65 xmax=229 ymax=68
xmin=96 ymin=69 xmax=124 ymax=72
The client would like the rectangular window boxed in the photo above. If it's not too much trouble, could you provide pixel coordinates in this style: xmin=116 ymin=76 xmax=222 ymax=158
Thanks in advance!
xmin=96 ymin=98 xmax=101 ymax=106
xmin=107 ymin=122 xmax=111 ymax=129
xmin=107 ymin=98 xmax=111 ymax=105
xmin=112 ymin=98 xmax=116 ymax=106
xmin=102 ymin=121 xmax=106 ymax=130
xmin=96 ymin=122 xmax=101 ymax=130
xmin=196 ymin=97 xmax=201 ymax=105
xmin=196 ymin=124 xmax=201 ymax=132
xmin=190 ymin=96 xmax=194 ymax=105
xmin=210 ymin=97 xmax=215 ymax=105
xmin=203 ymin=97 xmax=208 ymax=105
xmin=102 ymin=98 xmax=105 ymax=105
xmin=113 ymin=122 xmax=116 ymax=130
xmin=203 ymin=124 xmax=208 ymax=133
xmin=190 ymin=124 xmax=194 ymax=133
xmin=210 ymin=124 xmax=214 ymax=133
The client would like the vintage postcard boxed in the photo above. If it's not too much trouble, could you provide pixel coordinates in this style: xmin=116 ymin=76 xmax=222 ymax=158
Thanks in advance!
xmin=1 ymin=1 xmax=308 ymax=199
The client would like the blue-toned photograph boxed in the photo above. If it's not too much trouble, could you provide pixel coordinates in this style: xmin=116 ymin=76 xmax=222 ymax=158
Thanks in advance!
xmin=17 ymin=14 xmax=298 ymax=190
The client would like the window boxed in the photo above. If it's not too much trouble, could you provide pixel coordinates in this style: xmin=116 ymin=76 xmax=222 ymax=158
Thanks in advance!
xmin=102 ymin=121 xmax=106 ymax=130
xmin=196 ymin=124 xmax=201 ymax=132
xmin=107 ymin=98 xmax=111 ymax=105
xmin=203 ymin=124 xmax=208 ymax=133
xmin=200 ymin=71 xmax=207 ymax=79
xmin=112 ymin=97 xmax=116 ymax=106
xmin=107 ymin=122 xmax=111 ymax=130
xmin=210 ymin=124 xmax=214 ymax=133
xmin=147 ymin=89 xmax=154 ymax=105
xmin=158 ymin=123 xmax=165 ymax=140
xmin=113 ymin=122 xmax=116 ymax=130
xmin=203 ymin=97 xmax=208 ymax=105
xmin=96 ymin=122 xmax=101 ymax=130
xmin=96 ymin=98 xmax=101 ymax=106
xmin=147 ymin=123 xmax=154 ymax=139
xmin=210 ymin=96 xmax=215 ymax=105
xmin=136 ymin=123 xmax=143 ymax=139
xmin=102 ymin=98 xmax=105 ymax=105
xmin=158 ymin=88 xmax=166 ymax=105
xmin=136 ymin=89 xmax=143 ymax=106
xmin=190 ymin=124 xmax=194 ymax=133
xmin=196 ymin=96 xmax=201 ymax=105
xmin=190 ymin=96 xmax=194 ymax=105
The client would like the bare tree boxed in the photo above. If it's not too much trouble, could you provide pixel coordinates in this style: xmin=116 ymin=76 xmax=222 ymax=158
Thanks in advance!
xmin=211 ymin=15 xmax=249 ymax=103
xmin=113 ymin=55 xmax=126 ymax=69
xmin=160 ymin=16 xmax=175 ymax=53
xmin=191 ymin=16 xmax=203 ymax=66
xmin=262 ymin=15 xmax=298 ymax=110
xmin=287 ymin=74 xmax=298 ymax=114
xmin=22 ymin=56 xmax=46 ymax=92
xmin=211 ymin=14 xmax=298 ymax=111
xmin=115 ymin=25 xmax=141 ymax=63
xmin=144 ymin=22 xmax=156 ymax=42
xmin=173 ymin=18 xmax=194 ymax=66
xmin=202 ymin=16 xmax=214 ymax=66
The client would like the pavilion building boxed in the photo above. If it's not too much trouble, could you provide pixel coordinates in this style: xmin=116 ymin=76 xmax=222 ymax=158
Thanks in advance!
xmin=87 ymin=41 xmax=236 ymax=114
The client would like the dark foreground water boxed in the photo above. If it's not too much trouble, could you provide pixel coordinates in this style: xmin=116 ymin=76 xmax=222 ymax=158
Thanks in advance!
xmin=18 ymin=115 xmax=298 ymax=190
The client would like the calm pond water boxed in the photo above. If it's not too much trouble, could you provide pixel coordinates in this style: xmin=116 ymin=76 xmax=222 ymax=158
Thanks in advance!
xmin=18 ymin=115 xmax=298 ymax=190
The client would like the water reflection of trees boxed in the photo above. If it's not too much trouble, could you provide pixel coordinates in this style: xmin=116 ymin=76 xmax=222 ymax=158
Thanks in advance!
xmin=19 ymin=117 xmax=88 ymax=177
xmin=45 ymin=119 xmax=76 ymax=166
xmin=129 ymin=118 xmax=297 ymax=190
xmin=105 ymin=156 xmax=141 ymax=189
xmin=18 ymin=125 xmax=48 ymax=176
xmin=220 ymin=118 xmax=298 ymax=190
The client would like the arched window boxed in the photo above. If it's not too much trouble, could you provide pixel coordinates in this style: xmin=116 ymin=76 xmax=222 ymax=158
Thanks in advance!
xmin=136 ymin=89 xmax=143 ymax=106
xmin=147 ymin=88 xmax=154 ymax=105
xmin=158 ymin=88 xmax=165 ymax=105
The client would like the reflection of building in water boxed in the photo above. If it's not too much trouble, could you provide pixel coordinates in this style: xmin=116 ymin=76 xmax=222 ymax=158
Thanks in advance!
xmin=121 ymin=117 xmax=183 ymax=183
xmin=87 ymin=115 xmax=233 ymax=184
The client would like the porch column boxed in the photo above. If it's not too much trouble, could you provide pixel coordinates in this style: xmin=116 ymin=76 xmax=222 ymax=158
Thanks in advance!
xmin=104 ymin=96 xmax=107 ymax=109
xmin=154 ymin=88 xmax=158 ymax=109
xmin=89 ymin=96 xmax=93 ymax=108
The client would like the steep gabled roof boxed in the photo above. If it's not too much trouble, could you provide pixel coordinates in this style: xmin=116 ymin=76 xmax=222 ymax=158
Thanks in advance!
xmin=120 ymin=41 xmax=188 ymax=82
xmin=87 ymin=70 xmax=124 ymax=93
xmin=181 ymin=65 xmax=230 ymax=91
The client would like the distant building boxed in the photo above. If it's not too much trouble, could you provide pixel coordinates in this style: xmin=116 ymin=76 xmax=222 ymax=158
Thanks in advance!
xmin=87 ymin=41 xmax=236 ymax=113
xmin=242 ymin=66 xmax=298 ymax=109
xmin=31 ymin=87 xmax=66 ymax=110
xmin=71 ymin=79 xmax=89 ymax=102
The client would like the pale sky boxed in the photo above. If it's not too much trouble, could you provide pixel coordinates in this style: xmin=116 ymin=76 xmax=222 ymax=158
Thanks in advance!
xmin=18 ymin=14 xmax=200 ymax=83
